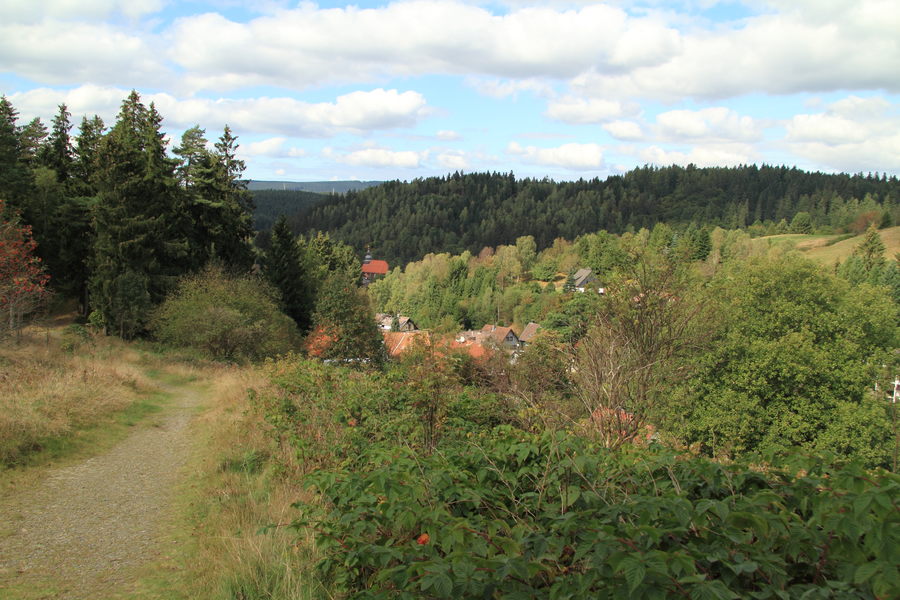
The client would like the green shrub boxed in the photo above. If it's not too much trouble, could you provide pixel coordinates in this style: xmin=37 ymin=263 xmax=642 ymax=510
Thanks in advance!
xmin=60 ymin=323 xmax=92 ymax=352
xmin=151 ymin=265 xmax=300 ymax=361
xmin=302 ymin=429 xmax=900 ymax=599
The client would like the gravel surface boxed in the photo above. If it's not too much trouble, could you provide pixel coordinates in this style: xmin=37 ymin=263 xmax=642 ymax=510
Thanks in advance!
xmin=0 ymin=386 xmax=202 ymax=598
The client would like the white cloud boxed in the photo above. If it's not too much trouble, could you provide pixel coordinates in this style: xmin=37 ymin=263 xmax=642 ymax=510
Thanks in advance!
xmin=507 ymin=141 xmax=604 ymax=169
xmin=545 ymin=97 xmax=635 ymax=124
xmin=9 ymin=86 xmax=428 ymax=137
xmin=572 ymin=0 xmax=900 ymax=100
xmin=603 ymin=120 xmax=644 ymax=141
xmin=5 ymin=0 xmax=897 ymax=102
xmin=0 ymin=0 xmax=166 ymax=23
xmin=467 ymin=78 xmax=554 ymax=99
xmin=655 ymin=107 xmax=762 ymax=142
xmin=785 ymin=95 xmax=900 ymax=173
xmin=0 ymin=22 xmax=166 ymax=87
xmin=168 ymin=3 xmax=682 ymax=91
xmin=243 ymin=137 xmax=287 ymax=157
xmin=9 ymin=85 xmax=127 ymax=124
xmin=436 ymin=150 xmax=470 ymax=170
xmin=325 ymin=147 xmax=426 ymax=169
xmin=640 ymin=144 xmax=755 ymax=168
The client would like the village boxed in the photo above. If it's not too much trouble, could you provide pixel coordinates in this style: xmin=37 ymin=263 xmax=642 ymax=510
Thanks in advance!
xmin=364 ymin=251 xmax=605 ymax=360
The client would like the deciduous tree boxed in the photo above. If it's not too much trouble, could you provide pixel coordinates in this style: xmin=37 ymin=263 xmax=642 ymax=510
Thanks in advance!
xmin=0 ymin=200 xmax=50 ymax=339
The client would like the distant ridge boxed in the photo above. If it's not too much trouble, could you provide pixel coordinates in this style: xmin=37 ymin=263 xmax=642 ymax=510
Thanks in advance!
xmin=247 ymin=180 xmax=382 ymax=194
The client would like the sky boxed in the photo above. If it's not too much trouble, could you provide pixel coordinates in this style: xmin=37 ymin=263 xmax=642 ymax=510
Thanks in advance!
xmin=1 ymin=0 xmax=899 ymax=183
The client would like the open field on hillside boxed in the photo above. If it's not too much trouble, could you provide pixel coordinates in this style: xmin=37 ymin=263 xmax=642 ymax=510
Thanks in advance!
xmin=753 ymin=226 xmax=900 ymax=266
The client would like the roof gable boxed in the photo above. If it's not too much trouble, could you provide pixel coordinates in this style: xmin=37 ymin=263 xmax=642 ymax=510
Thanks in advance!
xmin=480 ymin=324 xmax=519 ymax=344
xmin=520 ymin=322 xmax=541 ymax=343
xmin=573 ymin=268 xmax=597 ymax=287
xmin=362 ymin=259 xmax=389 ymax=275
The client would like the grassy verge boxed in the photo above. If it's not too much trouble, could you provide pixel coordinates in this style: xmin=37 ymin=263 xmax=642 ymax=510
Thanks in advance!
xmin=0 ymin=327 xmax=173 ymax=489
xmin=1 ymin=327 xmax=326 ymax=599
xmin=139 ymin=364 xmax=325 ymax=600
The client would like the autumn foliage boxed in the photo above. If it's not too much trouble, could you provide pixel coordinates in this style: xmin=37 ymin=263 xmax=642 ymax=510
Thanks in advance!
xmin=0 ymin=199 xmax=50 ymax=336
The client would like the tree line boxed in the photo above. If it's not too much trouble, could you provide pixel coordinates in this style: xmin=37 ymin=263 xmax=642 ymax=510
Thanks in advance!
xmin=0 ymin=92 xmax=361 ymax=345
xmin=285 ymin=167 xmax=899 ymax=265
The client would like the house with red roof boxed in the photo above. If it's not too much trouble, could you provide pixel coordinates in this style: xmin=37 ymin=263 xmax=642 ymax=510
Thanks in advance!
xmin=480 ymin=324 xmax=520 ymax=349
xmin=519 ymin=322 xmax=542 ymax=345
xmin=382 ymin=330 xmax=431 ymax=357
xmin=361 ymin=251 xmax=389 ymax=285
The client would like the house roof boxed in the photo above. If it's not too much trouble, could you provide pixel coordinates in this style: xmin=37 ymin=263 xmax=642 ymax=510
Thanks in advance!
xmin=382 ymin=330 xmax=430 ymax=357
xmin=362 ymin=259 xmax=389 ymax=275
xmin=519 ymin=322 xmax=541 ymax=343
xmin=382 ymin=330 xmax=492 ymax=361
xmin=573 ymin=268 xmax=596 ymax=287
xmin=376 ymin=314 xmax=416 ymax=330
xmin=449 ymin=338 xmax=491 ymax=360
xmin=480 ymin=324 xmax=519 ymax=344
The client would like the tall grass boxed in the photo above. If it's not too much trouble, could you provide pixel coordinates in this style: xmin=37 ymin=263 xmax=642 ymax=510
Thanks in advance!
xmin=0 ymin=325 xmax=156 ymax=467
xmin=173 ymin=367 xmax=326 ymax=600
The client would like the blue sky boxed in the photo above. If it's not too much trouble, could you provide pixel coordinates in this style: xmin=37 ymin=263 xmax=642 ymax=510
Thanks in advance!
xmin=2 ymin=0 xmax=898 ymax=182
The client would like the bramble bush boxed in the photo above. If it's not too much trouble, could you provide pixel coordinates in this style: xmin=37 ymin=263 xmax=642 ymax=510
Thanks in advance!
xmin=256 ymin=355 xmax=511 ymax=471
xmin=301 ymin=428 xmax=899 ymax=599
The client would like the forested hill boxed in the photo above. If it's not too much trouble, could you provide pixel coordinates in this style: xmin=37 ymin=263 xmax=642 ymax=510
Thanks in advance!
xmin=287 ymin=166 xmax=900 ymax=265
xmin=246 ymin=180 xmax=381 ymax=193
xmin=251 ymin=189 xmax=328 ymax=231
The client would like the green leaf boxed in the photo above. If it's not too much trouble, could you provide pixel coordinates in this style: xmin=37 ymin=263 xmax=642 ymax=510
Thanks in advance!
xmin=620 ymin=557 xmax=646 ymax=593
xmin=433 ymin=573 xmax=454 ymax=598
xmin=853 ymin=561 xmax=879 ymax=584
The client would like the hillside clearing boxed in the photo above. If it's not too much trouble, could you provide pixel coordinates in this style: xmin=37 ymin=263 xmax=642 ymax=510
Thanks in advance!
xmin=753 ymin=225 xmax=900 ymax=265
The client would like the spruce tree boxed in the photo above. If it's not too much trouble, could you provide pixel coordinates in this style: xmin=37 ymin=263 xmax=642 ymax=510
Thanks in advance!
xmin=90 ymin=91 xmax=188 ymax=337
xmin=174 ymin=125 xmax=253 ymax=270
xmin=40 ymin=104 xmax=74 ymax=184
xmin=73 ymin=115 xmax=105 ymax=195
xmin=18 ymin=117 xmax=47 ymax=168
xmin=854 ymin=224 xmax=886 ymax=273
xmin=0 ymin=96 xmax=32 ymax=213
xmin=265 ymin=216 xmax=313 ymax=331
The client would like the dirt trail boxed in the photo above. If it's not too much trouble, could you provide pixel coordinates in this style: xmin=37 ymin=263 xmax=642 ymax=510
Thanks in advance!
xmin=0 ymin=382 xmax=205 ymax=599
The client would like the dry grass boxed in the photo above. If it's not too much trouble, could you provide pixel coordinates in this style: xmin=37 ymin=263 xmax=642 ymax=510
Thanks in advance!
xmin=170 ymin=365 xmax=326 ymax=600
xmin=804 ymin=225 xmax=900 ymax=266
xmin=0 ymin=326 xmax=157 ymax=467
xmin=753 ymin=226 xmax=900 ymax=267
xmin=1 ymin=324 xmax=326 ymax=599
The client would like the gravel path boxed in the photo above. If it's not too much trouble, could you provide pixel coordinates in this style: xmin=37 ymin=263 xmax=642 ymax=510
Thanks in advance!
xmin=0 ymin=384 xmax=203 ymax=599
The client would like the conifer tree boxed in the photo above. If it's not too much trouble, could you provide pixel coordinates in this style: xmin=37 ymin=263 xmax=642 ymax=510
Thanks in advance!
xmin=40 ymin=104 xmax=73 ymax=184
xmin=854 ymin=223 xmax=886 ymax=273
xmin=265 ymin=216 xmax=313 ymax=331
xmin=73 ymin=115 xmax=105 ymax=195
xmin=18 ymin=118 xmax=47 ymax=168
xmin=174 ymin=125 xmax=254 ymax=270
xmin=0 ymin=96 xmax=32 ymax=212
xmin=89 ymin=91 xmax=188 ymax=337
